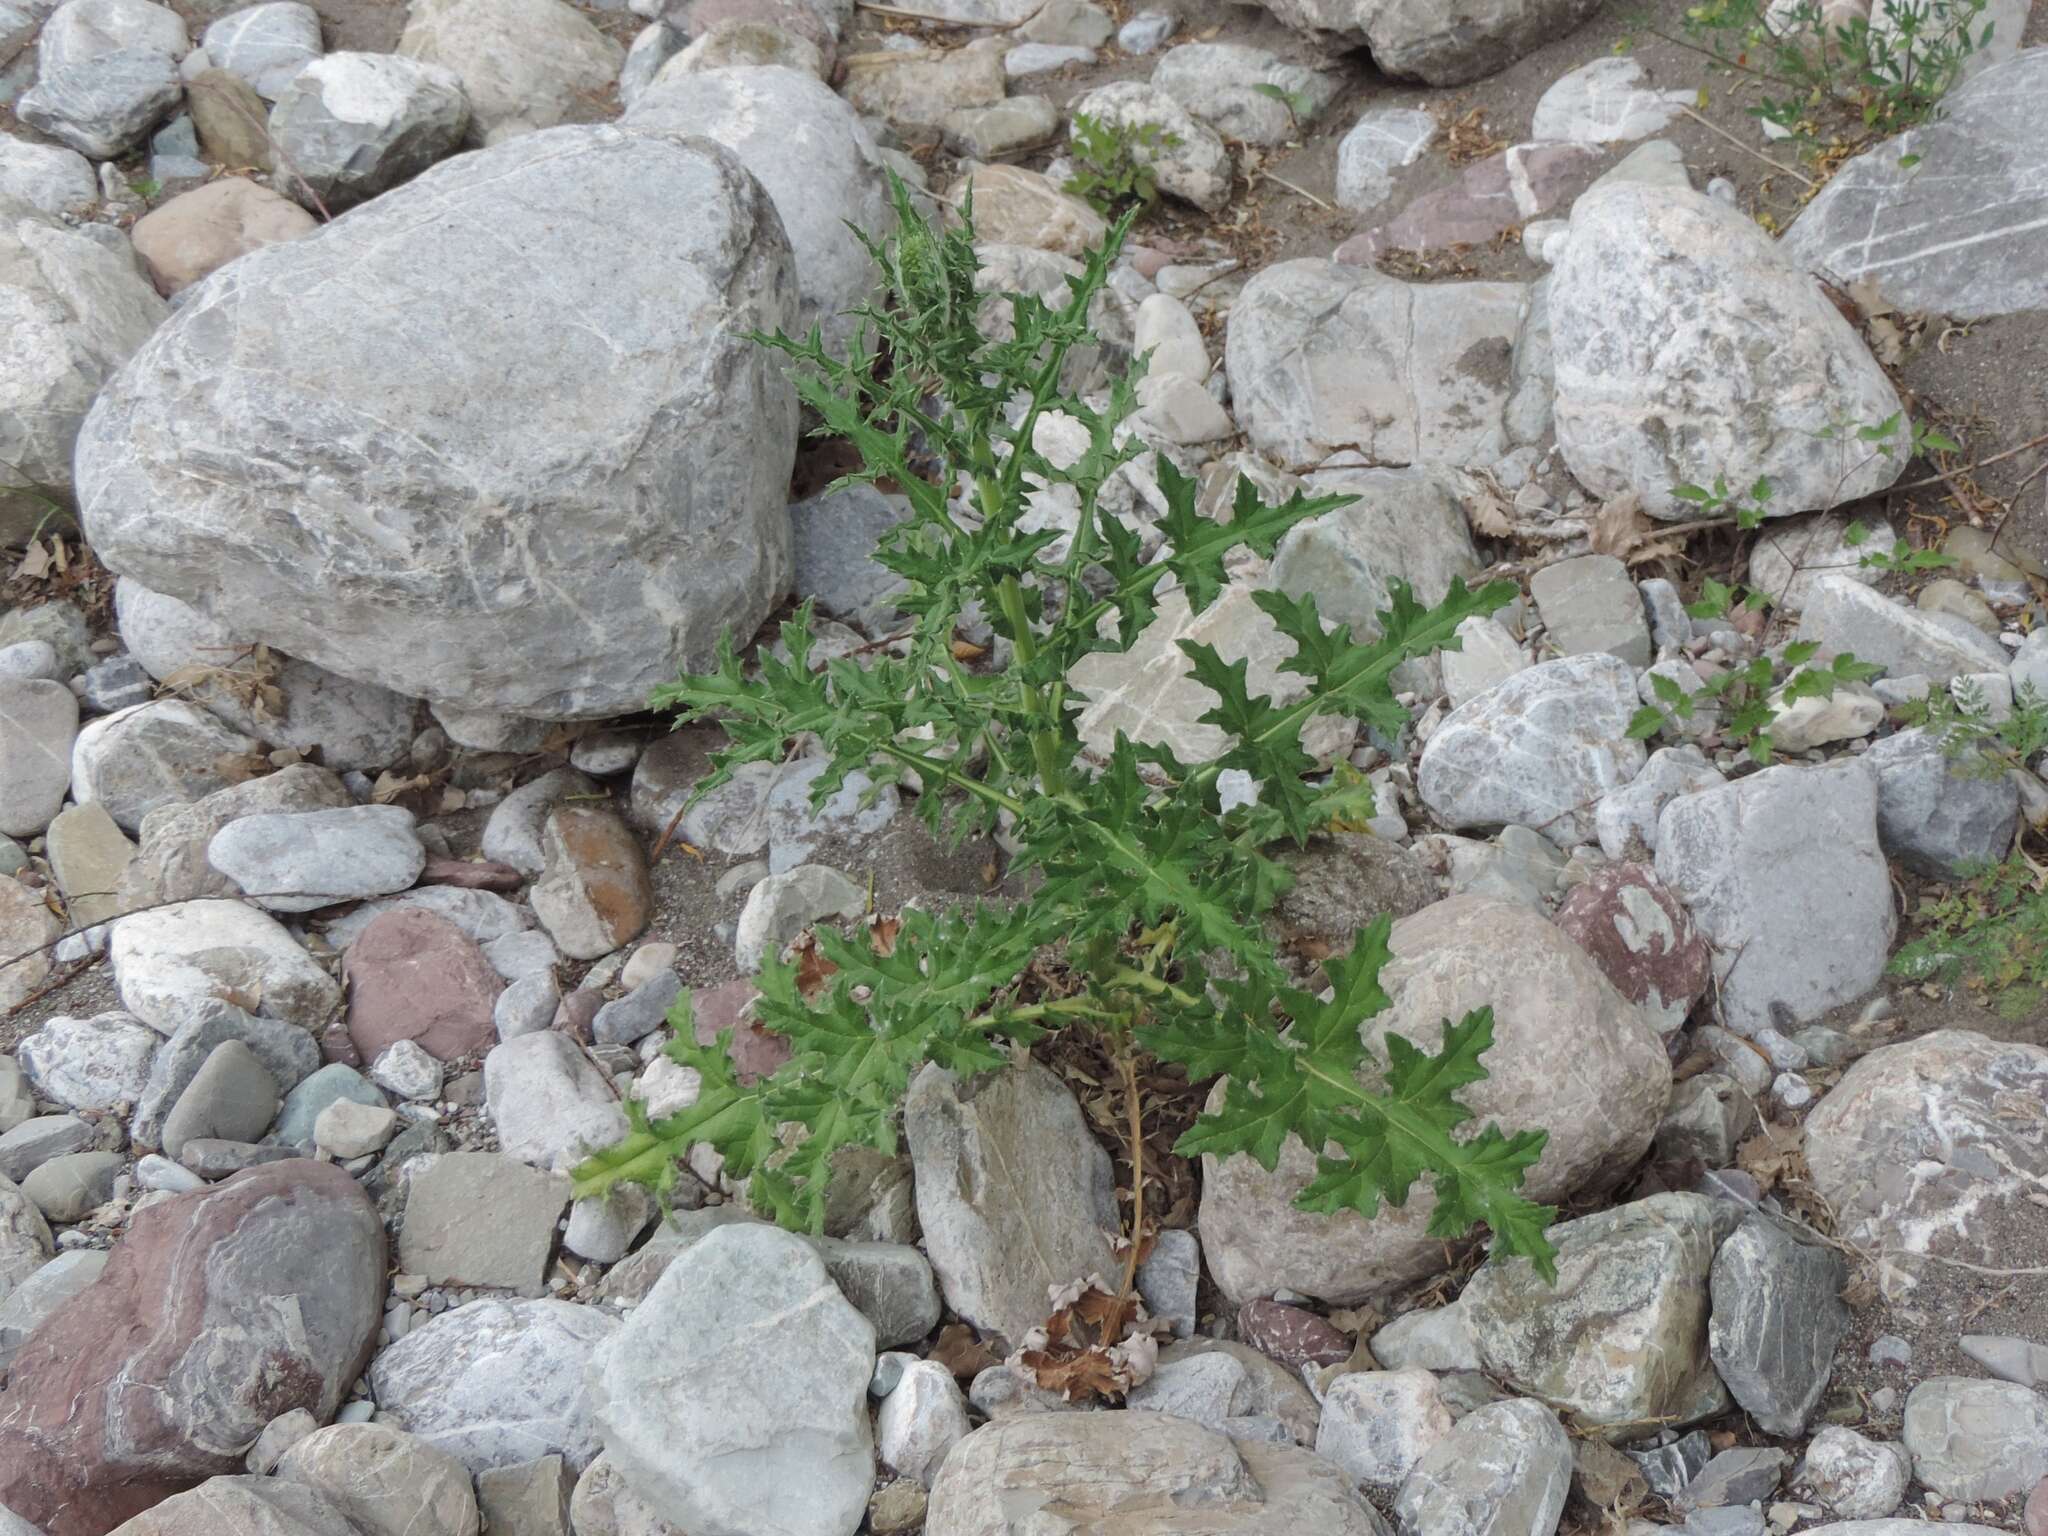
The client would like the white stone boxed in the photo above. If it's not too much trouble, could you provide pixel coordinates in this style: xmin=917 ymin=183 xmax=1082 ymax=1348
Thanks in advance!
xmin=1417 ymin=653 xmax=1646 ymax=845
xmin=878 ymin=1360 xmax=971 ymax=1486
xmin=17 ymin=1011 xmax=158 ymax=1111
xmin=1530 ymin=56 xmax=1691 ymax=143
xmin=1069 ymin=79 xmax=1231 ymax=212
xmin=111 ymin=898 xmax=342 ymax=1033
xmin=734 ymin=864 xmax=864 ymax=973
xmin=1316 ymin=1369 xmax=1454 ymax=1490
xmin=207 ymin=805 xmax=425 ymax=913
xmin=591 ymin=1223 xmax=876 ymax=1536
xmin=370 ymin=1297 xmax=619 ymax=1473
xmin=1551 ymin=182 xmax=1905 ymax=519
xmin=1335 ymin=106 xmax=1435 ymax=213
xmin=202 ymin=2 xmax=320 ymax=99
xmin=625 ymin=66 xmax=893 ymax=356
xmin=398 ymin=0 xmax=620 ymax=140
xmin=484 ymin=1030 xmax=630 ymax=1173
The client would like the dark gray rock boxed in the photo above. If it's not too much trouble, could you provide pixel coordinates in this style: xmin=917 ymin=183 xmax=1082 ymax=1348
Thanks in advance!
xmin=1864 ymin=727 xmax=2019 ymax=879
xmin=131 ymin=999 xmax=320 ymax=1151
xmin=1707 ymin=1212 xmax=1848 ymax=1436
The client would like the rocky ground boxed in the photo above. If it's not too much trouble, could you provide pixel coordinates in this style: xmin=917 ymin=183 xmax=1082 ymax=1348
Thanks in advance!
xmin=3 ymin=0 xmax=2048 ymax=1533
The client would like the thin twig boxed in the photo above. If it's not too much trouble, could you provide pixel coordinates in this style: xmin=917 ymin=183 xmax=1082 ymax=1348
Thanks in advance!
xmin=1256 ymin=173 xmax=1334 ymax=213
xmin=1889 ymin=431 xmax=2048 ymax=493
xmin=1112 ymin=1046 xmax=1147 ymax=1305
xmin=1678 ymin=105 xmax=1818 ymax=189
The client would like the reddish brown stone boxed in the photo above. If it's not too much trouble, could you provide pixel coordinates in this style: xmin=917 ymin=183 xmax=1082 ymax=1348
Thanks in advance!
xmin=0 ymin=1160 xmax=385 ymax=1536
xmin=553 ymin=988 xmax=602 ymax=1041
xmin=2025 ymin=1475 xmax=2048 ymax=1536
xmin=693 ymin=977 xmax=790 ymax=1083
xmin=1554 ymin=862 xmax=1711 ymax=1032
xmin=1237 ymin=1298 xmax=1352 ymax=1371
xmin=529 ymin=806 xmax=653 ymax=962
xmin=418 ymin=856 xmax=524 ymax=892
xmin=342 ymin=908 xmax=503 ymax=1062
xmin=1337 ymin=142 xmax=1601 ymax=262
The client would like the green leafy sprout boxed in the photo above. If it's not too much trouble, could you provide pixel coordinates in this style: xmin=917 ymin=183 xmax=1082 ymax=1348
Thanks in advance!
xmin=1897 ymin=677 xmax=2048 ymax=778
xmin=571 ymin=176 xmax=1562 ymax=1282
xmin=1669 ymin=0 xmax=1992 ymax=145
xmin=1629 ymin=640 xmax=1883 ymax=764
xmin=1892 ymin=855 xmax=2048 ymax=1019
xmin=1065 ymin=112 xmax=1181 ymax=217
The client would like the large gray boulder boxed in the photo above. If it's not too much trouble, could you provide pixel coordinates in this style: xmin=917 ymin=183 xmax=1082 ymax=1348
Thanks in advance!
xmin=0 ymin=206 xmax=167 ymax=543
xmin=1781 ymin=48 xmax=2048 ymax=320
xmin=625 ymin=65 xmax=892 ymax=355
xmin=16 ymin=0 xmax=188 ymax=157
xmin=1552 ymin=181 xmax=1905 ymax=519
xmin=1244 ymin=0 xmax=1601 ymax=85
xmin=926 ymin=1413 xmax=1393 ymax=1535
xmin=1268 ymin=466 xmax=1482 ymax=640
xmin=1654 ymin=760 xmax=1894 ymax=1034
xmin=1805 ymin=1031 xmax=2048 ymax=1285
xmin=1864 ymin=726 xmax=2019 ymax=879
xmin=1225 ymin=259 xmax=1523 ymax=468
xmin=1198 ymin=897 xmax=1668 ymax=1306
xmin=77 ymin=125 xmax=799 ymax=721
xmin=591 ymin=1223 xmax=875 ymax=1536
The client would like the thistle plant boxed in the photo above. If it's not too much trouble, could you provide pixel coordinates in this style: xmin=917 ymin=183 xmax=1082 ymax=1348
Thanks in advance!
xmin=572 ymin=179 xmax=1561 ymax=1284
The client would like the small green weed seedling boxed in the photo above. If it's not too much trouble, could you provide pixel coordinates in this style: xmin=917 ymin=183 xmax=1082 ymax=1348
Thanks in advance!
xmin=1893 ymin=855 xmax=2048 ymax=1018
xmin=1065 ymin=112 xmax=1180 ymax=216
xmin=1630 ymin=640 xmax=1883 ymax=763
xmin=1250 ymin=81 xmax=1319 ymax=135
xmin=1898 ymin=677 xmax=2048 ymax=777
xmin=573 ymin=179 xmax=1562 ymax=1304
xmin=1842 ymin=517 xmax=1958 ymax=576
xmin=1672 ymin=0 xmax=1992 ymax=143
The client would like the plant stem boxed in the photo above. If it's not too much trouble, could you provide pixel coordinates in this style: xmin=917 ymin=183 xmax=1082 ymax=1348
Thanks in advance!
xmin=1113 ymin=1045 xmax=1148 ymax=1304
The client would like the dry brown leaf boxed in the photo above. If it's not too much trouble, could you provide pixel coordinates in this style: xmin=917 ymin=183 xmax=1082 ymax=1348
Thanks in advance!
xmin=929 ymin=1322 xmax=1000 ymax=1379
xmin=540 ymin=722 xmax=591 ymax=754
xmin=1015 ymin=1279 xmax=1166 ymax=1403
xmin=212 ymin=751 xmax=274 ymax=785
xmin=370 ymin=770 xmax=432 ymax=804
xmin=1735 ymin=1127 xmax=1807 ymax=1195
xmin=951 ymin=638 xmax=987 ymax=662
xmin=791 ymin=931 xmax=839 ymax=999
xmin=13 ymin=539 xmax=51 ymax=581
xmin=1588 ymin=492 xmax=1686 ymax=566
xmin=1465 ymin=480 xmax=1517 ymax=540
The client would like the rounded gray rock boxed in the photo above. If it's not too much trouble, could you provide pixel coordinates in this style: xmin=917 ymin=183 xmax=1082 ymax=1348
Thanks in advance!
xmin=207 ymin=805 xmax=426 ymax=913
xmin=76 ymin=125 xmax=799 ymax=722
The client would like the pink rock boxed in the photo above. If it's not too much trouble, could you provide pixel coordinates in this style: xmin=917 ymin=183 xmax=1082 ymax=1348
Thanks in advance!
xmin=694 ymin=977 xmax=790 ymax=1082
xmin=1553 ymin=863 xmax=1710 ymax=1033
xmin=1238 ymin=1298 xmax=1353 ymax=1371
xmin=0 ymin=1160 xmax=385 ymax=1536
xmin=1354 ymin=142 xmax=1601 ymax=259
xmin=343 ymin=908 xmax=503 ymax=1062
xmin=2025 ymin=1475 xmax=2048 ymax=1536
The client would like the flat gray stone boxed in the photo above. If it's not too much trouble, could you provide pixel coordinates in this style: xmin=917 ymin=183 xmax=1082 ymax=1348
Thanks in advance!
xmin=130 ymin=997 xmax=320 ymax=1149
xmin=201 ymin=1 xmax=321 ymax=98
xmin=274 ymin=1422 xmax=482 ymax=1536
xmin=1530 ymin=554 xmax=1651 ymax=666
xmin=1270 ymin=466 xmax=1483 ymax=642
xmin=1781 ymin=48 xmax=2048 ymax=320
xmin=903 ymin=1059 xmax=1118 ymax=1346
xmin=207 ymin=805 xmax=426 ymax=912
xmin=160 ymin=1038 xmax=279 ymax=1159
xmin=1225 ymin=259 xmax=1523 ymax=468
xmin=1796 ymin=576 xmax=2008 ymax=684
xmin=1334 ymin=105 xmax=1435 ymax=213
xmin=18 ymin=1010 xmax=157 ymax=1112
xmin=399 ymin=1152 xmax=570 ymax=1295
xmin=0 ymin=679 xmax=77 ymax=839
xmin=1150 ymin=42 xmax=1336 ymax=146
xmin=1901 ymin=1376 xmax=2048 ymax=1500
xmin=276 ymin=1062 xmax=386 ymax=1148
xmin=397 ymin=0 xmax=620 ymax=141
xmin=70 ymin=700 xmax=261 ymax=834
xmin=1654 ymin=760 xmax=1893 ymax=1034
